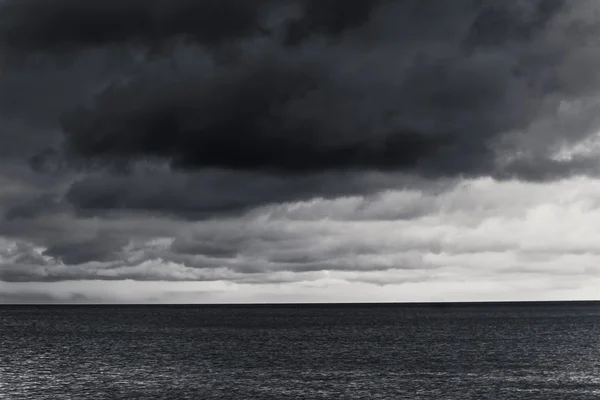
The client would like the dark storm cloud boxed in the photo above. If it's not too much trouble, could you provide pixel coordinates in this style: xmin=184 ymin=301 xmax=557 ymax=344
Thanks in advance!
xmin=41 ymin=0 xmax=600 ymax=179
xmin=283 ymin=0 xmax=383 ymax=45
xmin=41 ymin=235 xmax=129 ymax=266
xmin=2 ymin=0 xmax=600 ymax=181
xmin=0 ymin=162 xmax=68 ymax=222
xmin=0 ymin=0 xmax=275 ymax=57
xmin=0 ymin=0 xmax=380 ymax=60
xmin=462 ymin=0 xmax=564 ymax=48
xmin=0 ymin=49 xmax=144 ymax=160
xmin=3 ymin=193 xmax=68 ymax=221
xmin=63 ymin=165 xmax=422 ymax=218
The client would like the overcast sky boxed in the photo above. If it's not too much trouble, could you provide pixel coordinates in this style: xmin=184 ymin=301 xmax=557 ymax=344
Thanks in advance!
xmin=2 ymin=0 xmax=600 ymax=303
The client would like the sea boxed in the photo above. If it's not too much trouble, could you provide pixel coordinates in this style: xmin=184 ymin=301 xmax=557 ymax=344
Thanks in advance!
xmin=1 ymin=302 xmax=600 ymax=399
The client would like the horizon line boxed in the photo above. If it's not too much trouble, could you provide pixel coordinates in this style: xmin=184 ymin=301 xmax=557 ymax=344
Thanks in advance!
xmin=2 ymin=300 xmax=600 ymax=307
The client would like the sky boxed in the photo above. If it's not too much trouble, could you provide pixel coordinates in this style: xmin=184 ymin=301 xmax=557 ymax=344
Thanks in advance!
xmin=2 ymin=0 xmax=600 ymax=303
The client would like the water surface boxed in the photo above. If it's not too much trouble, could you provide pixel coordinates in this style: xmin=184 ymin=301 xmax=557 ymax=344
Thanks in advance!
xmin=2 ymin=302 xmax=600 ymax=399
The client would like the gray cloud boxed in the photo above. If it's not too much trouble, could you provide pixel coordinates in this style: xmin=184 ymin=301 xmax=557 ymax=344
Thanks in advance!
xmin=3 ymin=0 xmax=600 ymax=299
xmin=4 ymin=177 xmax=599 ymax=280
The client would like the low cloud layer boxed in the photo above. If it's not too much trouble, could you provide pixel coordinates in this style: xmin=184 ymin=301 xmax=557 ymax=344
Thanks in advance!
xmin=2 ymin=0 xmax=600 ymax=302
xmin=3 ymin=178 xmax=600 ymax=302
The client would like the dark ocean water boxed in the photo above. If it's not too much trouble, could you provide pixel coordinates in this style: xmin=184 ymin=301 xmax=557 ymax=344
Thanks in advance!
xmin=1 ymin=303 xmax=600 ymax=399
